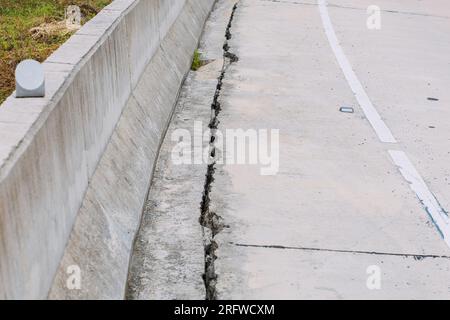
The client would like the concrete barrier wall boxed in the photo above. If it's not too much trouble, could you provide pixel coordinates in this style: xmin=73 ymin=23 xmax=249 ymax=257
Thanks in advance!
xmin=0 ymin=0 xmax=215 ymax=299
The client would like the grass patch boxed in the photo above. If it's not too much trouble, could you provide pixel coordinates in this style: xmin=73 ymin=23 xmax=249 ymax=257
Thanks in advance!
xmin=0 ymin=0 xmax=112 ymax=104
xmin=191 ymin=49 xmax=203 ymax=71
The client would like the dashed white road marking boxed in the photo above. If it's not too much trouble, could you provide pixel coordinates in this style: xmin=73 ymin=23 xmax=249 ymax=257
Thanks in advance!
xmin=389 ymin=150 xmax=450 ymax=247
xmin=318 ymin=0 xmax=450 ymax=248
xmin=318 ymin=0 xmax=396 ymax=143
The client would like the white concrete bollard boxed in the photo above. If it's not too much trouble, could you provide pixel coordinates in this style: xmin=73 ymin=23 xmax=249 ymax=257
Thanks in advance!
xmin=15 ymin=59 xmax=45 ymax=98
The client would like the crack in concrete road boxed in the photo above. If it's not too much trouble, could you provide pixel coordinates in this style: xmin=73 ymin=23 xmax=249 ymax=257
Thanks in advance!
xmin=195 ymin=0 xmax=450 ymax=299
xmin=200 ymin=2 xmax=239 ymax=301
xmin=230 ymin=243 xmax=450 ymax=260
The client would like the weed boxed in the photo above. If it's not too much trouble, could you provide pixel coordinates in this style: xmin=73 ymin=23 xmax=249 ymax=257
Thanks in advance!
xmin=191 ymin=49 xmax=203 ymax=71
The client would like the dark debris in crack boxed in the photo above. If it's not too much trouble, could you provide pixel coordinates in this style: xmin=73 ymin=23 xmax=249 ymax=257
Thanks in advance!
xmin=200 ymin=2 xmax=239 ymax=301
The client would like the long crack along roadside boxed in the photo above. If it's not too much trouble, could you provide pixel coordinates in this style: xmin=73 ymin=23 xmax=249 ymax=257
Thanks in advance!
xmin=200 ymin=2 xmax=239 ymax=301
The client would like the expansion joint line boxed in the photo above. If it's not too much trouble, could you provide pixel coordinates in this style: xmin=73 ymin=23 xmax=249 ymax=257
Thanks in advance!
xmin=200 ymin=2 xmax=240 ymax=301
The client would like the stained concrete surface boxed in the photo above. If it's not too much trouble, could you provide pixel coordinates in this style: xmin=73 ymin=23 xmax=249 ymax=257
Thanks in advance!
xmin=125 ymin=61 xmax=221 ymax=300
xmin=48 ymin=0 xmax=215 ymax=299
xmin=127 ymin=0 xmax=450 ymax=299
xmin=126 ymin=0 xmax=239 ymax=299
xmin=211 ymin=0 xmax=450 ymax=299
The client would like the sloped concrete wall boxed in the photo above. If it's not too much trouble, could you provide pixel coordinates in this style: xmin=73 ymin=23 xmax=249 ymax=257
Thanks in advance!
xmin=0 ymin=0 xmax=215 ymax=299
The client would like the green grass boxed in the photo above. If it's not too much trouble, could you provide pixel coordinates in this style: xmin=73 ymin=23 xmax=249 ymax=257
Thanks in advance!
xmin=191 ymin=49 xmax=203 ymax=71
xmin=0 ymin=0 xmax=112 ymax=104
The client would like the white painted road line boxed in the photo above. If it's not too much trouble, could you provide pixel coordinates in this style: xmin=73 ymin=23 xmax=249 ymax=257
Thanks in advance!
xmin=389 ymin=150 xmax=450 ymax=248
xmin=318 ymin=0 xmax=450 ymax=249
xmin=318 ymin=0 xmax=397 ymax=143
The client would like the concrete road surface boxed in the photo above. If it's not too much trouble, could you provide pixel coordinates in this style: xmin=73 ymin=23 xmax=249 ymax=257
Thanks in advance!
xmin=128 ymin=0 xmax=450 ymax=299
